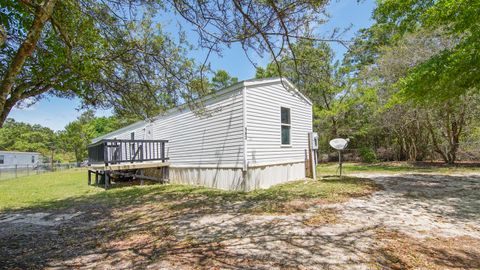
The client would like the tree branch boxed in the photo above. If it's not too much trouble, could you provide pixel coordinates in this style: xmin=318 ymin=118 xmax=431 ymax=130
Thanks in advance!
xmin=0 ymin=0 xmax=58 ymax=127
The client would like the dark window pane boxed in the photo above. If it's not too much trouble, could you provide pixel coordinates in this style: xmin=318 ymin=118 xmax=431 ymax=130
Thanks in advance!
xmin=0 ymin=155 xmax=4 ymax=164
xmin=281 ymin=107 xmax=290 ymax=124
xmin=281 ymin=125 xmax=291 ymax=145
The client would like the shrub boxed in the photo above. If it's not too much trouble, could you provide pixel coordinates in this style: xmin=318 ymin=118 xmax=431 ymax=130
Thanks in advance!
xmin=359 ymin=147 xmax=377 ymax=163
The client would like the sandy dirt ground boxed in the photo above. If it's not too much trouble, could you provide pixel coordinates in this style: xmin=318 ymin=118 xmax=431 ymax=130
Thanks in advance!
xmin=0 ymin=173 xmax=479 ymax=269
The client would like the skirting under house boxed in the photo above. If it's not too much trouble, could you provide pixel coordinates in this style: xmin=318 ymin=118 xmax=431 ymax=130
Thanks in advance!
xmin=146 ymin=160 xmax=305 ymax=191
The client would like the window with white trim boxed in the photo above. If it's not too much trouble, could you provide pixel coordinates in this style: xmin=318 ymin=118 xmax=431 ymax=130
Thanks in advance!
xmin=0 ymin=155 xmax=4 ymax=164
xmin=281 ymin=107 xmax=291 ymax=145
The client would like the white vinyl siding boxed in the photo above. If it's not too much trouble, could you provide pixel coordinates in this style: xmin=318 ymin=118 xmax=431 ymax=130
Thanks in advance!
xmin=94 ymin=78 xmax=312 ymax=169
xmin=104 ymin=88 xmax=244 ymax=166
xmin=0 ymin=152 xmax=40 ymax=167
xmin=154 ymin=89 xmax=244 ymax=165
xmin=246 ymin=82 xmax=312 ymax=165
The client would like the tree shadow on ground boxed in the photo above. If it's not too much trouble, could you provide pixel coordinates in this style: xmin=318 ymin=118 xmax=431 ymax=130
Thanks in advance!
xmin=373 ymin=174 xmax=480 ymax=221
xmin=0 ymin=175 xmax=478 ymax=269
xmin=0 ymin=178 xmax=380 ymax=269
xmin=373 ymin=229 xmax=480 ymax=270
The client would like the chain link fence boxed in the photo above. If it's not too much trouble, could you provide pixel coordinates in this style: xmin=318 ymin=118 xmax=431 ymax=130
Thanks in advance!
xmin=0 ymin=163 xmax=79 ymax=181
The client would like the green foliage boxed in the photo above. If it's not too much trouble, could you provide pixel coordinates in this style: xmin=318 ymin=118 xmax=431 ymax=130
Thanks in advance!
xmin=256 ymin=40 xmax=355 ymax=151
xmin=0 ymin=119 xmax=56 ymax=158
xmin=373 ymin=0 xmax=480 ymax=101
xmin=211 ymin=70 xmax=238 ymax=90
xmin=0 ymin=1 xmax=206 ymax=124
xmin=57 ymin=110 xmax=123 ymax=162
xmin=341 ymin=1 xmax=480 ymax=164
xmin=0 ymin=0 xmax=330 ymax=126
xmin=359 ymin=147 xmax=378 ymax=163
xmin=0 ymin=111 xmax=125 ymax=163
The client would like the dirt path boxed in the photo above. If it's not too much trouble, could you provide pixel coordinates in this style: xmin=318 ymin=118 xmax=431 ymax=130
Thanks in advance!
xmin=1 ymin=173 xmax=479 ymax=269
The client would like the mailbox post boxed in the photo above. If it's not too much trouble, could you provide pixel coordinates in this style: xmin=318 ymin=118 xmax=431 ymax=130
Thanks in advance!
xmin=309 ymin=132 xmax=319 ymax=180
xmin=329 ymin=138 xmax=350 ymax=178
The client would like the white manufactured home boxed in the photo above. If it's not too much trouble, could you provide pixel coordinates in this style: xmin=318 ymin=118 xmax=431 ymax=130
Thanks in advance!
xmin=90 ymin=77 xmax=313 ymax=191
xmin=0 ymin=151 xmax=41 ymax=168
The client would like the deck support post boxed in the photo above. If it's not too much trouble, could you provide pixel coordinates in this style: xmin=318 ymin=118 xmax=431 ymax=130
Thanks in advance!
xmin=95 ymin=171 xmax=99 ymax=185
xmin=104 ymin=171 xmax=110 ymax=189
xmin=88 ymin=170 xmax=92 ymax=185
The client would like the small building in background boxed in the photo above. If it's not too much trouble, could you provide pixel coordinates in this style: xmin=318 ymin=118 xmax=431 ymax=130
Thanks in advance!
xmin=0 ymin=151 xmax=41 ymax=168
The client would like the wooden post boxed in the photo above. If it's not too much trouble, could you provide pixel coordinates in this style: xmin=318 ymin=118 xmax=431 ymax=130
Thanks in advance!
xmin=311 ymin=150 xmax=316 ymax=180
xmin=95 ymin=171 xmax=99 ymax=185
xmin=104 ymin=141 xmax=109 ymax=166
xmin=104 ymin=171 xmax=110 ymax=189
xmin=50 ymin=148 xmax=54 ymax=172
xmin=88 ymin=170 xmax=91 ymax=185
xmin=307 ymin=135 xmax=314 ymax=179
xmin=339 ymin=150 xmax=343 ymax=178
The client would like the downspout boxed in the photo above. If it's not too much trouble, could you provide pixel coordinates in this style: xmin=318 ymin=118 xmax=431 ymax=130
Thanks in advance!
xmin=242 ymin=84 xmax=248 ymax=172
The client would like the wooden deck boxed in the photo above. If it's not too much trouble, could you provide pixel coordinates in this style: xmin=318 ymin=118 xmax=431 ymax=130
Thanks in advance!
xmin=87 ymin=139 xmax=170 ymax=189
xmin=89 ymin=161 xmax=170 ymax=171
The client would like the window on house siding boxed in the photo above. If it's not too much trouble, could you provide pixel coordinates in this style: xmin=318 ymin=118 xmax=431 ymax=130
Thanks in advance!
xmin=0 ymin=155 xmax=4 ymax=164
xmin=281 ymin=107 xmax=291 ymax=145
xmin=32 ymin=156 xmax=35 ymax=163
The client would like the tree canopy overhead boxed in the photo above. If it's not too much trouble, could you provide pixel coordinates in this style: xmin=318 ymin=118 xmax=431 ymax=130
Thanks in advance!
xmin=0 ymin=0 xmax=336 ymax=127
xmin=371 ymin=0 xmax=480 ymax=102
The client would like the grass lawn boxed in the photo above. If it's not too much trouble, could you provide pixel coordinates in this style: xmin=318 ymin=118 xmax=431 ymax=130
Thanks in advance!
xmin=0 ymin=168 xmax=378 ymax=213
xmin=0 ymin=165 xmax=478 ymax=269
xmin=0 ymin=169 xmax=101 ymax=211
xmin=317 ymin=162 xmax=480 ymax=176
xmin=0 ymin=168 xmax=380 ymax=269
xmin=2 ymin=162 xmax=477 ymax=212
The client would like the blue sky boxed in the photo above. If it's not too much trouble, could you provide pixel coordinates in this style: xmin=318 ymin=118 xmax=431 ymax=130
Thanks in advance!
xmin=9 ymin=0 xmax=376 ymax=131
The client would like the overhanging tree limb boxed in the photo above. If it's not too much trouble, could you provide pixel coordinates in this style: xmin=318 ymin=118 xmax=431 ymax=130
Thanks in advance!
xmin=0 ymin=0 xmax=58 ymax=127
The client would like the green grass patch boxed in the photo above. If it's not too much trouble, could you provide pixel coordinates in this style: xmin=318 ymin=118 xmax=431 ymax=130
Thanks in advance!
xmin=0 ymin=169 xmax=379 ymax=214
xmin=317 ymin=162 xmax=480 ymax=176
xmin=0 ymin=169 xmax=102 ymax=211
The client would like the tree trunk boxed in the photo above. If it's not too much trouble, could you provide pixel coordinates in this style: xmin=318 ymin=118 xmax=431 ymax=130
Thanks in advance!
xmin=0 ymin=24 xmax=6 ymax=47
xmin=0 ymin=0 xmax=58 ymax=127
xmin=425 ymin=112 xmax=449 ymax=163
xmin=75 ymin=148 xmax=81 ymax=163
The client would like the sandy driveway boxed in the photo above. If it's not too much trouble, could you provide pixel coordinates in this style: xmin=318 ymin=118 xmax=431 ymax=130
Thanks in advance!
xmin=1 ymin=173 xmax=479 ymax=269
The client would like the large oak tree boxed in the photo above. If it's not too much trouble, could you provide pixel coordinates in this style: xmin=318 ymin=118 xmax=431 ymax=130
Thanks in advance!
xmin=0 ymin=0 xmax=333 ymax=127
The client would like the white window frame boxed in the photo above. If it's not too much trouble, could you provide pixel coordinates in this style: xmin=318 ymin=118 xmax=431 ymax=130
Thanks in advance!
xmin=280 ymin=107 xmax=291 ymax=146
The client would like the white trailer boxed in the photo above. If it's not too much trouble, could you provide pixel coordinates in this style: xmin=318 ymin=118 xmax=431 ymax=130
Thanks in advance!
xmin=91 ymin=77 xmax=313 ymax=191
xmin=0 ymin=151 xmax=41 ymax=168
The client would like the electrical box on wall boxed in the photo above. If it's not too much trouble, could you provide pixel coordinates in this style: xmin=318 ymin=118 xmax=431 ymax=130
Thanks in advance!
xmin=309 ymin=132 xmax=319 ymax=150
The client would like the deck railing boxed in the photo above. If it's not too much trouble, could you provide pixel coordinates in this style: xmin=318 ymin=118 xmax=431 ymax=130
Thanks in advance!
xmin=88 ymin=139 xmax=169 ymax=165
